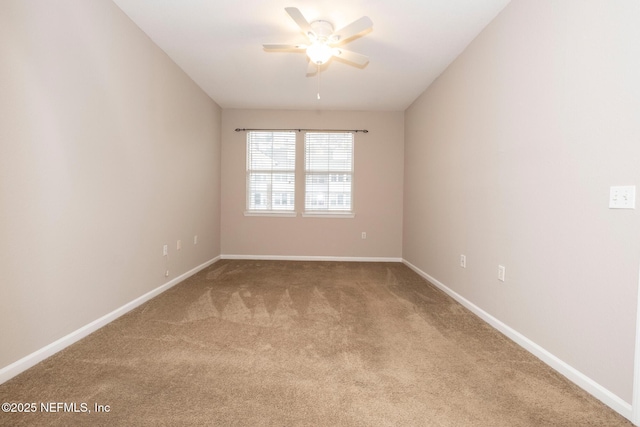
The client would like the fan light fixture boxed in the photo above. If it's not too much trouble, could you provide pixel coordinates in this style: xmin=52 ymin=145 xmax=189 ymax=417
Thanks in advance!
xmin=305 ymin=20 xmax=335 ymax=65
xmin=306 ymin=41 xmax=333 ymax=65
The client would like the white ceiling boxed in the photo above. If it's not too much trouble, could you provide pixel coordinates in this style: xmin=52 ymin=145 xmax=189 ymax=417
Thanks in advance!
xmin=111 ymin=0 xmax=511 ymax=111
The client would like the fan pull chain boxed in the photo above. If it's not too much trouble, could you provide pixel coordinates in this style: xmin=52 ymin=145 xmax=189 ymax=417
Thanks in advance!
xmin=317 ymin=63 xmax=321 ymax=100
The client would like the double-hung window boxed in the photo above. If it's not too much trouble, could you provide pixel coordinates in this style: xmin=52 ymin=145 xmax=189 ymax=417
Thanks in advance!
xmin=246 ymin=131 xmax=296 ymax=214
xmin=304 ymin=132 xmax=354 ymax=215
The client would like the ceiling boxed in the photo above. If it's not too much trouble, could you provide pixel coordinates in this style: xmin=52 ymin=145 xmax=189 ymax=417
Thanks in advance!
xmin=111 ymin=0 xmax=511 ymax=111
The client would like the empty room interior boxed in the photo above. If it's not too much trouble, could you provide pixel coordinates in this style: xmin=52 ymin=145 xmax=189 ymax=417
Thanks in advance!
xmin=1 ymin=0 xmax=639 ymax=425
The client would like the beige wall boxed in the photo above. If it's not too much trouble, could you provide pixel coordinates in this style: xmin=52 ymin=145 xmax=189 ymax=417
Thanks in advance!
xmin=221 ymin=109 xmax=403 ymax=259
xmin=404 ymin=0 xmax=640 ymax=403
xmin=0 ymin=0 xmax=221 ymax=369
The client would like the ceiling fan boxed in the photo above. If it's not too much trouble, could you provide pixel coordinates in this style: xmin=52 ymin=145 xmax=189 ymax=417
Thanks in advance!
xmin=263 ymin=7 xmax=373 ymax=75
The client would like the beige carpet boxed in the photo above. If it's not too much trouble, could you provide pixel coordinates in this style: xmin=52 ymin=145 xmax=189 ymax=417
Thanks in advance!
xmin=0 ymin=260 xmax=632 ymax=426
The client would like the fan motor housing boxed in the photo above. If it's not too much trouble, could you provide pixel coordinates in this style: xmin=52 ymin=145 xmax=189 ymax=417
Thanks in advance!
xmin=309 ymin=20 xmax=335 ymax=42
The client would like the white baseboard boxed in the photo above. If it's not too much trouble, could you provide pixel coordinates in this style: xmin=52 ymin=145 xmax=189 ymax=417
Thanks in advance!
xmin=402 ymin=259 xmax=634 ymax=423
xmin=0 ymin=256 xmax=220 ymax=386
xmin=221 ymin=254 xmax=403 ymax=263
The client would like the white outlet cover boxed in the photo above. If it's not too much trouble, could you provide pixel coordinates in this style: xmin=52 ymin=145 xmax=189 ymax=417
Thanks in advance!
xmin=609 ymin=185 xmax=636 ymax=209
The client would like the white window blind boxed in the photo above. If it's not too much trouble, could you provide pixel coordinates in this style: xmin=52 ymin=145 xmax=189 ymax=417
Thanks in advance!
xmin=304 ymin=132 xmax=354 ymax=213
xmin=246 ymin=131 xmax=296 ymax=212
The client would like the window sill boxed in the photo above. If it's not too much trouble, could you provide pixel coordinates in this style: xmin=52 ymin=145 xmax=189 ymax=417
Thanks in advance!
xmin=302 ymin=212 xmax=355 ymax=219
xmin=244 ymin=211 xmax=297 ymax=217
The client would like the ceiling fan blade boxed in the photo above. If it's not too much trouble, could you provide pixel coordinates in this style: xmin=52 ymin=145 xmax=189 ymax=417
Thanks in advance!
xmin=332 ymin=48 xmax=369 ymax=66
xmin=263 ymin=43 xmax=307 ymax=51
xmin=332 ymin=16 xmax=373 ymax=43
xmin=285 ymin=7 xmax=316 ymax=40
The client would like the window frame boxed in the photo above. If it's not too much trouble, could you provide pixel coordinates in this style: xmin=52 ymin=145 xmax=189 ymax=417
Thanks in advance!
xmin=303 ymin=132 xmax=355 ymax=218
xmin=245 ymin=131 xmax=297 ymax=217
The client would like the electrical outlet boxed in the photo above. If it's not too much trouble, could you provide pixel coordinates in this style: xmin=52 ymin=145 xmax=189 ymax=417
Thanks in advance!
xmin=498 ymin=265 xmax=506 ymax=282
xmin=361 ymin=232 xmax=367 ymax=240
xmin=163 ymin=244 xmax=168 ymax=256
xmin=194 ymin=235 xmax=198 ymax=245
xmin=177 ymin=240 xmax=182 ymax=251
xmin=165 ymin=270 xmax=169 ymax=277
xmin=460 ymin=255 xmax=466 ymax=268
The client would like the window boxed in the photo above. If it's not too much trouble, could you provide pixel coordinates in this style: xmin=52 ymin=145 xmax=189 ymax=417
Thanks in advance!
xmin=304 ymin=132 xmax=354 ymax=214
xmin=246 ymin=131 xmax=296 ymax=214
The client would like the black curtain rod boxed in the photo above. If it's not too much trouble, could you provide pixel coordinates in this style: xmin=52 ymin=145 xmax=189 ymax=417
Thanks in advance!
xmin=235 ymin=128 xmax=368 ymax=133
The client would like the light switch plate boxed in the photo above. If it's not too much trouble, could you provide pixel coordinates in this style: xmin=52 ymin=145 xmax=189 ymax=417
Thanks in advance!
xmin=609 ymin=185 xmax=636 ymax=209
xmin=498 ymin=265 xmax=506 ymax=282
